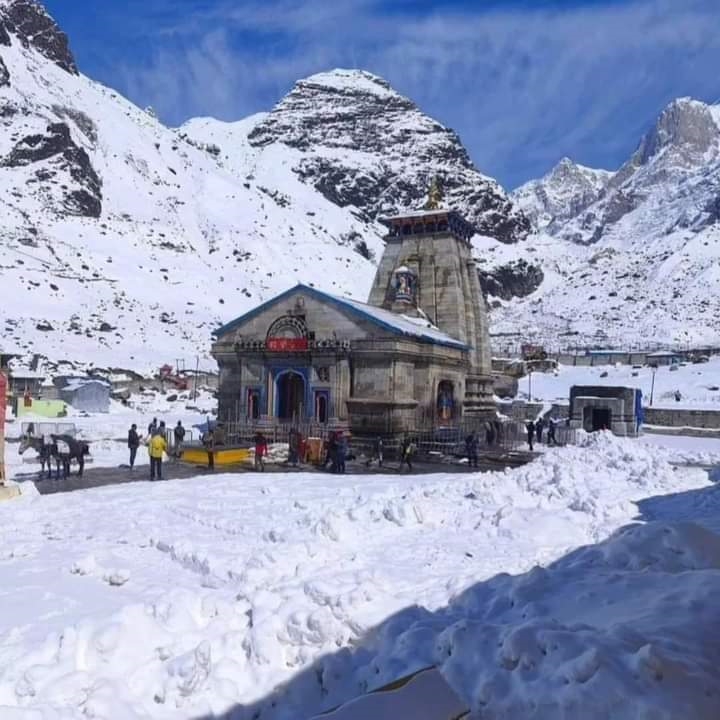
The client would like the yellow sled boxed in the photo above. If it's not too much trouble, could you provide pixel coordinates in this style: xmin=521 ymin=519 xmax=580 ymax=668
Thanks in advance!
xmin=180 ymin=446 xmax=252 ymax=466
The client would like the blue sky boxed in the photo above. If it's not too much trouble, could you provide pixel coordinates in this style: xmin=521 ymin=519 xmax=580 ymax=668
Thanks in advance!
xmin=43 ymin=0 xmax=720 ymax=188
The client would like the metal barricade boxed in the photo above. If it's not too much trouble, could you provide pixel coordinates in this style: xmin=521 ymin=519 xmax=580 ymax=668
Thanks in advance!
xmin=21 ymin=421 xmax=77 ymax=438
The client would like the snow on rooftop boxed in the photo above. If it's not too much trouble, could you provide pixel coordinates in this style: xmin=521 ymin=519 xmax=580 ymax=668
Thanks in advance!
xmin=9 ymin=368 xmax=44 ymax=379
xmin=380 ymin=208 xmax=452 ymax=221
xmin=331 ymin=291 xmax=467 ymax=349
xmin=62 ymin=377 xmax=110 ymax=392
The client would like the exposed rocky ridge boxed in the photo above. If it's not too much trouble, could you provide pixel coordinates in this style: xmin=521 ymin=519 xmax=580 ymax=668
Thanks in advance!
xmin=0 ymin=0 xmax=76 ymax=74
xmin=512 ymin=157 xmax=613 ymax=236
xmin=249 ymin=70 xmax=530 ymax=243
xmin=479 ymin=259 xmax=544 ymax=302
xmin=518 ymin=98 xmax=720 ymax=246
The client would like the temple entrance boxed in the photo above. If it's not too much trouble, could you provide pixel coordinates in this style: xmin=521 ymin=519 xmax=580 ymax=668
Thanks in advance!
xmin=436 ymin=381 xmax=455 ymax=422
xmin=276 ymin=371 xmax=305 ymax=420
xmin=583 ymin=406 xmax=611 ymax=432
xmin=315 ymin=391 xmax=329 ymax=423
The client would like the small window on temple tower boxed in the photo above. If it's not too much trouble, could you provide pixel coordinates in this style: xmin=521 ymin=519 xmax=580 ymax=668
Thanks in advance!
xmin=393 ymin=265 xmax=417 ymax=304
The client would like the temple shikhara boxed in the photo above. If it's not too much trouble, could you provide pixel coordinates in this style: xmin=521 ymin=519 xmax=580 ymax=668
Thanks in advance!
xmin=211 ymin=184 xmax=495 ymax=436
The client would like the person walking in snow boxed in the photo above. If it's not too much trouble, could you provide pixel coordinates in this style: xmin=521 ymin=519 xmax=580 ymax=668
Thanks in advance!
xmin=547 ymin=418 xmax=557 ymax=446
xmin=526 ymin=420 xmax=536 ymax=452
xmin=288 ymin=428 xmax=300 ymax=466
xmin=484 ymin=421 xmax=495 ymax=447
xmin=148 ymin=428 xmax=167 ymax=481
xmin=173 ymin=420 xmax=186 ymax=458
xmin=535 ymin=417 xmax=545 ymax=444
xmin=399 ymin=436 xmax=416 ymax=473
xmin=202 ymin=427 xmax=215 ymax=471
xmin=127 ymin=423 xmax=140 ymax=470
xmin=465 ymin=432 xmax=479 ymax=469
xmin=148 ymin=417 xmax=158 ymax=436
xmin=335 ymin=432 xmax=348 ymax=474
xmin=324 ymin=431 xmax=338 ymax=472
xmin=367 ymin=436 xmax=384 ymax=468
xmin=254 ymin=432 xmax=267 ymax=472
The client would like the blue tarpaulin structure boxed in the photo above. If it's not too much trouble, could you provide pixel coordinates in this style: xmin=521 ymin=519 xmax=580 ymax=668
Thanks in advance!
xmin=635 ymin=389 xmax=644 ymax=431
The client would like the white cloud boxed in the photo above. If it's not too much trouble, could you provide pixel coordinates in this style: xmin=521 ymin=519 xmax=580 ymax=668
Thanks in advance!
xmin=110 ymin=0 xmax=720 ymax=187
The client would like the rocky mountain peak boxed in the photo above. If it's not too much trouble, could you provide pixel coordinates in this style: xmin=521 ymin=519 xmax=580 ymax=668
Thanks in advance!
xmin=512 ymin=156 xmax=612 ymax=232
xmin=248 ymin=67 xmax=422 ymax=151
xmin=633 ymin=97 xmax=718 ymax=167
xmin=248 ymin=68 xmax=530 ymax=243
xmin=0 ymin=0 xmax=77 ymax=74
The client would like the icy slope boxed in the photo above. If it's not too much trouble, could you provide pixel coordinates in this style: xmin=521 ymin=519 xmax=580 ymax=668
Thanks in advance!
xmin=240 ymin=69 xmax=529 ymax=243
xmin=0 ymin=433 xmax=718 ymax=718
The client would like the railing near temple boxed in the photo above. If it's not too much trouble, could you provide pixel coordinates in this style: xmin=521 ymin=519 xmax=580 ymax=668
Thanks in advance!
xmin=215 ymin=416 xmax=580 ymax=458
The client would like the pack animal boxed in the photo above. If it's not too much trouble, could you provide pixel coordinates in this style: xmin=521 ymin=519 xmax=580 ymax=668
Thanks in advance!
xmin=18 ymin=433 xmax=89 ymax=479
xmin=18 ymin=434 xmax=58 ymax=479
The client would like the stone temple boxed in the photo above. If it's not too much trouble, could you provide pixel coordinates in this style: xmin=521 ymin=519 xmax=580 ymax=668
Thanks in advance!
xmin=212 ymin=197 xmax=495 ymax=436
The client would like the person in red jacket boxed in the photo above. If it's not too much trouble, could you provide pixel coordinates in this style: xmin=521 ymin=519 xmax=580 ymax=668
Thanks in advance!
xmin=254 ymin=432 xmax=268 ymax=471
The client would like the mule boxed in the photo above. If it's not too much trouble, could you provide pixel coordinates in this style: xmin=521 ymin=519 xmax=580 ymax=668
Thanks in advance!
xmin=51 ymin=434 xmax=89 ymax=478
xmin=18 ymin=433 xmax=89 ymax=479
xmin=18 ymin=435 xmax=61 ymax=480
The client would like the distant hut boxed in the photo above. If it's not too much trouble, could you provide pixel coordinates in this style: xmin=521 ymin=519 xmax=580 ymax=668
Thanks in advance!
xmin=57 ymin=377 xmax=111 ymax=413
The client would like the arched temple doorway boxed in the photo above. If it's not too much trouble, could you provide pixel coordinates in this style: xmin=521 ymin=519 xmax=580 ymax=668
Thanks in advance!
xmin=437 ymin=380 xmax=455 ymax=422
xmin=276 ymin=371 xmax=305 ymax=420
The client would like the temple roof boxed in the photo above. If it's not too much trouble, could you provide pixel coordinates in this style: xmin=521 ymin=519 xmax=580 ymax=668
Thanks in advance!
xmin=214 ymin=284 xmax=469 ymax=350
xmin=379 ymin=208 xmax=475 ymax=243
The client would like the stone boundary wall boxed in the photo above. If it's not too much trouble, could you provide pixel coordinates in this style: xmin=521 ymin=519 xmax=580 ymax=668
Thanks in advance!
xmin=644 ymin=407 xmax=720 ymax=430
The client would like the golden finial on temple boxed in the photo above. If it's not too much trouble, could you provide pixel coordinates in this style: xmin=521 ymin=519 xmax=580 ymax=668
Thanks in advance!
xmin=423 ymin=176 xmax=444 ymax=210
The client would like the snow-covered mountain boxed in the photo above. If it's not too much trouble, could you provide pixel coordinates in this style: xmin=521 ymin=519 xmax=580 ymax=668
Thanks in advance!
xmin=2 ymin=0 xmax=718 ymax=372
xmin=0 ymin=0 xmax=529 ymax=374
xmin=512 ymin=157 xmax=613 ymax=235
xmin=487 ymin=97 xmax=720 ymax=350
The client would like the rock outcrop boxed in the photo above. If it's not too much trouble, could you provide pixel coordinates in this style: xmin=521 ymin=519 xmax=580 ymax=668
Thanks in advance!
xmin=249 ymin=70 xmax=530 ymax=243
xmin=0 ymin=0 xmax=77 ymax=73
xmin=479 ymin=259 xmax=544 ymax=301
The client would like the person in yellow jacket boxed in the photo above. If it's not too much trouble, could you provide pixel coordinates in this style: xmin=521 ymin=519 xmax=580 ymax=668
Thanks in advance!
xmin=148 ymin=430 xmax=167 ymax=481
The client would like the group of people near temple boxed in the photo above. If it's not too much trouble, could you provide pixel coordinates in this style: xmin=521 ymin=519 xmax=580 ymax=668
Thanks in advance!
xmin=127 ymin=417 xmax=544 ymax=479
xmin=127 ymin=417 xmax=219 ymax=479
xmin=525 ymin=416 xmax=560 ymax=451
xmin=127 ymin=417 xmax=187 ymax=480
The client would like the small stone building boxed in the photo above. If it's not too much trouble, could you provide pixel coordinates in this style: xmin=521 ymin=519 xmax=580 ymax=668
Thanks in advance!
xmin=212 ymin=201 xmax=495 ymax=436
xmin=569 ymin=385 xmax=642 ymax=437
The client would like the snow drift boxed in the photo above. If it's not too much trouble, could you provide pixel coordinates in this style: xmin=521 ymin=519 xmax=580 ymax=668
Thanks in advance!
xmin=0 ymin=433 xmax=718 ymax=718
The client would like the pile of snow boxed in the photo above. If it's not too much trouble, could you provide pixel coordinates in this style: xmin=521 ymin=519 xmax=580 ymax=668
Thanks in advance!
xmin=318 ymin=521 xmax=720 ymax=720
xmin=639 ymin=434 xmax=720 ymax=468
xmin=0 ymin=433 xmax=718 ymax=718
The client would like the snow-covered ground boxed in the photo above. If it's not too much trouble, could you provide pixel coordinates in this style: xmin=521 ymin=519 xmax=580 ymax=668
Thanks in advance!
xmin=1 ymin=433 xmax=718 ymax=718
xmin=639 ymin=433 xmax=720 ymax=467
xmin=522 ymin=357 xmax=720 ymax=410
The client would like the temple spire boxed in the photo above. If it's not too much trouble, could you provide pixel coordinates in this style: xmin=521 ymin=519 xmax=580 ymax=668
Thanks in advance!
xmin=423 ymin=176 xmax=444 ymax=210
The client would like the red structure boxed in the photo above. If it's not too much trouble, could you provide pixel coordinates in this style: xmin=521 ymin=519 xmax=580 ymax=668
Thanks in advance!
xmin=0 ymin=371 xmax=7 ymax=484
xmin=159 ymin=364 xmax=189 ymax=390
